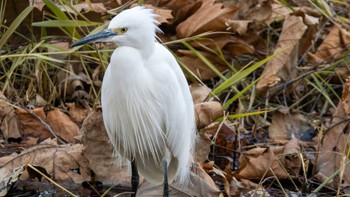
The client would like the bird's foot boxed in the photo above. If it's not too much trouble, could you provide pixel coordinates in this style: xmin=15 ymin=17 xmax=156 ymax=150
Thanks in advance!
xmin=163 ymin=160 xmax=169 ymax=197
xmin=131 ymin=160 xmax=139 ymax=197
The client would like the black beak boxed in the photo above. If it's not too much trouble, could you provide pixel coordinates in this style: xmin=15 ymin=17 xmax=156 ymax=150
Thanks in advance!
xmin=71 ymin=29 xmax=117 ymax=47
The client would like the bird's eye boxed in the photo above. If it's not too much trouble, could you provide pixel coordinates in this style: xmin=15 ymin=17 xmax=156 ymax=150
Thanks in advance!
xmin=121 ymin=27 xmax=128 ymax=33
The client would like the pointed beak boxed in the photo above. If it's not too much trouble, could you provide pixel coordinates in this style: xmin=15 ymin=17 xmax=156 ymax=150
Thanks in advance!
xmin=71 ymin=29 xmax=117 ymax=47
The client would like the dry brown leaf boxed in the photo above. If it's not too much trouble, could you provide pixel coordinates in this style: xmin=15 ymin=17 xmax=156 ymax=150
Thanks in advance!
xmin=188 ymin=34 xmax=255 ymax=57
xmin=203 ymin=122 xmax=240 ymax=172
xmin=30 ymin=0 xmax=45 ymax=11
xmin=46 ymin=109 xmax=80 ymax=143
xmin=178 ymin=49 xmax=227 ymax=80
xmin=245 ymin=187 xmax=271 ymax=196
xmin=16 ymin=107 xmax=80 ymax=143
xmin=189 ymin=83 xmax=211 ymax=104
xmin=157 ymin=0 xmax=201 ymax=25
xmin=268 ymin=111 xmax=315 ymax=141
xmin=283 ymin=138 xmax=302 ymax=176
xmin=235 ymin=146 xmax=289 ymax=179
xmin=308 ymin=25 xmax=350 ymax=63
xmin=194 ymin=134 xmax=211 ymax=166
xmin=0 ymin=166 xmax=25 ymax=196
xmin=223 ymin=36 xmax=255 ymax=56
xmin=144 ymin=4 xmax=173 ymax=24
xmin=295 ymin=11 xmax=320 ymax=57
xmin=264 ymin=2 xmax=292 ymax=25
xmin=0 ymin=92 xmax=21 ymax=139
xmin=188 ymin=34 xmax=232 ymax=51
xmin=81 ymin=110 xmax=131 ymax=186
xmin=235 ymin=0 xmax=272 ymax=22
xmin=16 ymin=107 xmax=51 ymax=142
xmin=0 ymin=138 xmax=90 ymax=183
xmin=229 ymin=177 xmax=269 ymax=196
xmin=225 ymin=20 xmax=251 ymax=35
xmin=210 ymin=166 xmax=230 ymax=195
xmin=35 ymin=94 xmax=47 ymax=106
xmin=256 ymin=15 xmax=307 ymax=95
xmin=55 ymin=65 xmax=89 ymax=102
xmin=195 ymin=101 xmax=223 ymax=129
xmin=67 ymin=103 xmax=90 ymax=124
xmin=59 ymin=3 xmax=107 ymax=14
xmin=316 ymin=76 xmax=350 ymax=188
xmin=176 ymin=0 xmax=237 ymax=38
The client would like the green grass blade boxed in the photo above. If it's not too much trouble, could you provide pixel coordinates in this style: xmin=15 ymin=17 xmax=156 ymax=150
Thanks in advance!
xmin=0 ymin=6 xmax=33 ymax=50
xmin=32 ymin=20 xmax=100 ymax=27
xmin=181 ymin=41 xmax=226 ymax=80
xmin=43 ymin=0 xmax=68 ymax=20
xmin=216 ymin=109 xmax=274 ymax=122
xmin=212 ymin=49 xmax=286 ymax=95
xmin=42 ymin=0 xmax=78 ymax=36
xmin=222 ymin=77 xmax=260 ymax=109
xmin=31 ymin=54 xmax=65 ymax=63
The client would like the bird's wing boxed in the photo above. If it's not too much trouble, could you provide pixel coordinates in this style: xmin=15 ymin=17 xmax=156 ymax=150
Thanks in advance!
xmin=153 ymin=43 xmax=196 ymax=183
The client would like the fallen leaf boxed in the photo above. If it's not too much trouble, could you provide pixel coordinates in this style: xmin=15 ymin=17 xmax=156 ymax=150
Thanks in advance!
xmin=59 ymin=3 xmax=107 ymax=14
xmin=268 ymin=111 xmax=315 ymax=141
xmin=0 ymin=166 xmax=25 ymax=196
xmin=308 ymin=25 xmax=350 ymax=63
xmin=30 ymin=0 xmax=45 ymax=11
xmin=189 ymin=83 xmax=211 ymax=104
xmin=158 ymin=0 xmax=201 ymax=25
xmin=81 ymin=110 xmax=131 ymax=186
xmin=283 ymin=138 xmax=302 ymax=176
xmin=235 ymin=146 xmax=289 ymax=179
xmin=316 ymin=76 xmax=350 ymax=188
xmin=0 ymin=138 xmax=90 ymax=183
xmin=194 ymin=134 xmax=211 ymax=166
xmin=235 ymin=0 xmax=272 ymax=22
xmin=195 ymin=101 xmax=223 ymax=129
xmin=225 ymin=20 xmax=251 ymax=35
xmin=27 ymin=164 xmax=51 ymax=181
xmin=0 ymin=92 xmax=21 ymax=139
xmin=264 ymin=2 xmax=291 ymax=25
xmin=256 ymin=15 xmax=307 ymax=95
xmin=67 ymin=103 xmax=90 ymax=124
xmin=223 ymin=36 xmax=255 ymax=56
xmin=16 ymin=107 xmax=80 ymax=143
xmin=55 ymin=65 xmax=89 ymax=102
xmin=176 ymin=0 xmax=237 ymax=38
xmin=188 ymin=34 xmax=255 ymax=57
xmin=46 ymin=109 xmax=80 ymax=143
xmin=144 ymin=4 xmax=173 ymax=24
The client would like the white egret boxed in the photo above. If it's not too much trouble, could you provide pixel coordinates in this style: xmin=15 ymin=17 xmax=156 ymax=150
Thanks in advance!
xmin=72 ymin=6 xmax=196 ymax=196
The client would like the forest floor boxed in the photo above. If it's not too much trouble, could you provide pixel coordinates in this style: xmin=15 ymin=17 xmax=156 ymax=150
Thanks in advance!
xmin=1 ymin=0 xmax=350 ymax=196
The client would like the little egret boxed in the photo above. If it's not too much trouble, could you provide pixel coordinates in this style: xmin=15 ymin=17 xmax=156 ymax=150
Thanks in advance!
xmin=72 ymin=6 xmax=196 ymax=196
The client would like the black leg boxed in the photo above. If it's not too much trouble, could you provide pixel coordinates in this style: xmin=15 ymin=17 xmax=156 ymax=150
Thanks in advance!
xmin=131 ymin=160 xmax=139 ymax=197
xmin=163 ymin=160 xmax=169 ymax=197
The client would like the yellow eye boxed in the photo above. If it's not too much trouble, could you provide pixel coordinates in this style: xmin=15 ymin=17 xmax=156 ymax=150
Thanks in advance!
xmin=121 ymin=27 xmax=128 ymax=33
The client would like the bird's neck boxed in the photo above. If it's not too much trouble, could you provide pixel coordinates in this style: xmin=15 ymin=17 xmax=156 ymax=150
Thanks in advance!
xmin=135 ymin=40 xmax=156 ymax=60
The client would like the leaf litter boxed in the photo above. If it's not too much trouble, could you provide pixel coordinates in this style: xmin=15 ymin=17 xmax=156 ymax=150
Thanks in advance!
xmin=1 ymin=0 xmax=350 ymax=196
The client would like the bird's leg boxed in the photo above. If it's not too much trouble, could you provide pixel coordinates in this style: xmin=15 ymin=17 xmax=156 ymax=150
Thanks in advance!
xmin=163 ymin=160 xmax=169 ymax=197
xmin=131 ymin=160 xmax=139 ymax=197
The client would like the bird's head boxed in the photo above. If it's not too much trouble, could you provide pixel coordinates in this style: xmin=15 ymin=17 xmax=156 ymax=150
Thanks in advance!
xmin=71 ymin=6 xmax=160 ymax=48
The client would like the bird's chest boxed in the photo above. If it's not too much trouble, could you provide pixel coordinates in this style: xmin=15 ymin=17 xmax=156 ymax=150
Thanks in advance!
xmin=101 ymin=61 xmax=167 ymax=160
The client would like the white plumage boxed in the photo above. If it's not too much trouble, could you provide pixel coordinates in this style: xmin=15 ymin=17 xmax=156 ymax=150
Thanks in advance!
xmin=96 ymin=6 xmax=196 ymax=185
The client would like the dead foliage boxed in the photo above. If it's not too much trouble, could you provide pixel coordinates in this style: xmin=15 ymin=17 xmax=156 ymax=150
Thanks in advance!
xmin=1 ymin=0 xmax=350 ymax=196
